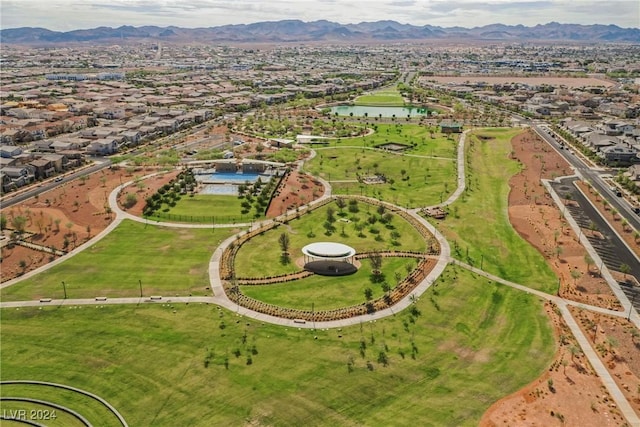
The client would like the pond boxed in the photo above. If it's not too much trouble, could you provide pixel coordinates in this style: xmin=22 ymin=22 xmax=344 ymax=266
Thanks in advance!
xmin=329 ymin=105 xmax=431 ymax=118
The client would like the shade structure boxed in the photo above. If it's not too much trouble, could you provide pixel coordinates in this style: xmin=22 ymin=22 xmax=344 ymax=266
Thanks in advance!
xmin=302 ymin=242 xmax=357 ymax=276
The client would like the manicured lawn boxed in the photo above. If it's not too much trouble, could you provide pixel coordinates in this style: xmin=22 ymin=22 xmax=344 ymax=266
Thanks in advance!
xmin=305 ymin=147 xmax=456 ymax=207
xmin=241 ymin=257 xmax=417 ymax=310
xmin=355 ymin=89 xmax=405 ymax=106
xmin=1 ymin=266 xmax=555 ymax=426
xmin=336 ymin=123 xmax=457 ymax=159
xmin=429 ymin=128 xmax=558 ymax=292
xmin=0 ymin=220 xmax=237 ymax=301
xmin=0 ymin=383 xmax=122 ymax=427
xmin=234 ymin=199 xmax=427 ymax=277
xmin=147 ymin=194 xmax=256 ymax=224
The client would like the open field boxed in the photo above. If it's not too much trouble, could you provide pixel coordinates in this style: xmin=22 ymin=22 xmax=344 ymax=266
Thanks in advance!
xmin=3 ymin=119 xmax=636 ymax=426
xmin=146 ymin=194 xmax=253 ymax=224
xmin=305 ymin=147 xmax=456 ymax=207
xmin=0 ymin=220 xmax=238 ymax=301
xmin=1 ymin=266 xmax=555 ymax=426
xmin=355 ymin=88 xmax=405 ymax=106
xmin=241 ymin=257 xmax=417 ymax=310
xmin=234 ymin=199 xmax=427 ymax=277
xmin=428 ymin=128 xmax=558 ymax=292
xmin=0 ymin=383 xmax=123 ymax=427
xmin=336 ymin=123 xmax=458 ymax=159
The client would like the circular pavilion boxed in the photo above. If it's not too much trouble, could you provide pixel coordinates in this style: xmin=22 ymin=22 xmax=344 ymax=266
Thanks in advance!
xmin=301 ymin=242 xmax=357 ymax=276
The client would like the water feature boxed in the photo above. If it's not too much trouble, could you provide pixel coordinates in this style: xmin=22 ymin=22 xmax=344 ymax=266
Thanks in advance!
xmin=329 ymin=105 xmax=430 ymax=118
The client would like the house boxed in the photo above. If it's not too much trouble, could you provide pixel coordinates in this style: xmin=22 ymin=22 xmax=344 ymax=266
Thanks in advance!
xmin=86 ymin=139 xmax=118 ymax=156
xmin=0 ymin=145 xmax=22 ymax=158
xmin=121 ymin=130 xmax=142 ymax=146
xmin=583 ymin=132 xmax=619 ymax=152
xmin=40 ymin=153 xmax=68 ymax=172
xmin=598 ymin=144 xmax=639 ymax=166
xmin=1 ymin=172 xmax=15 ymax=193
xmin=29 ymin=158 xmax=55 ymax=179
xmin=32 ymin=140 xmax=54 ymax=152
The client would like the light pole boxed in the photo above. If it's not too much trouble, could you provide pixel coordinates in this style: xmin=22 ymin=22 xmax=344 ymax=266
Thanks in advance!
xmin=480 ymin=254 xmax=484 ymax=270
xmin=138 ymin=279 xmax=143 ymax=298
xmin=62 ymin=281 xmax=67 ymax=299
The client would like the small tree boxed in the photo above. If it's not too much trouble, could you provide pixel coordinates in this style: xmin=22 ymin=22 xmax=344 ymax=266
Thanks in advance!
xmin=335 ymin=198 xmax=346 ymax=213
xmin=124 ymin=193 xmax=138 ymax=209
xmin=364 ymin=287 xmax=373 ymax=301
xmin=278 ymin=232 xmax=290 ymax=256
xmin=10 ymin=216 xmax=27 ymax=238
xmin=570 ymin=269 xmax=581 ymax=285
xmin=326 ymin=206 xmax=336 ymax=223
xmin=369 ymin=251 xmax=383 ymax=281
xmin=584 ymin=254 xmax=594 ymax=274
xmin=619 ymin=263 xmax=631 ymax=281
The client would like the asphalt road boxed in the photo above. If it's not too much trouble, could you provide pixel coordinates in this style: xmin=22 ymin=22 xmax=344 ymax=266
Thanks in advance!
xmin=0 ymin=159 xmax=111 ymax=209
xmin=532 ymin=123 xmax=640 ymax=230
xmin=551 ymin=177 xmax=640 ymax=311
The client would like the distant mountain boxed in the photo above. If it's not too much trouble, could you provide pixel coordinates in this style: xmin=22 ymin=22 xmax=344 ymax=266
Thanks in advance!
xmin=1 ymin=20 xmax=639 ymax=44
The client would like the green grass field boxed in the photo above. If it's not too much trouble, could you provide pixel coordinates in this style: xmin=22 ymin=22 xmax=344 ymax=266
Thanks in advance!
xmin=355 ymin=89 xmax=405 ymax=106
xmin=0 ymin=383 xmax=123 ymax=427
xmin=305 ymin=147 xmax=456 ymax=207
xmin=234 ymin=199 xmax=427 ymax=277
xmin=1 ymin=123 xmax=564 ymax=426
xmin=0 ymin=220 xmax=238 ymax=301
xmin=430 ymin=128 xmax=558 ymax=292
xmin=146 ymin=194 xmax=256 ymax=224
xmin=241 ymin=257 xmax=417 ymax=310
xmin=336 ymin=123 xmax=458 ymax=159
xmin=1 ymin=266 xmax=555 ymax=426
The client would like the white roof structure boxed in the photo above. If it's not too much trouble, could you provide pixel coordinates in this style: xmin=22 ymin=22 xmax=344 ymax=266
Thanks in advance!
xmin=302 ymin=242 xmax=356 ymax=260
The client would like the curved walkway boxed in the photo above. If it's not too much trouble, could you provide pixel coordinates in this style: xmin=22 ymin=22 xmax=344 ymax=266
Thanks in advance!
xmin=1 ymin=380 xmax=128 ymax=427
xmin=0 ymin=397 xmax=91 ymax=426
xmin=2 ymin=128 xmax=638 ymax=426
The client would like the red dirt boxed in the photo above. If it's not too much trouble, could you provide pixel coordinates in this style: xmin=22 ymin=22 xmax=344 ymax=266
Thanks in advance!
xmin=266 ymin=170 xmax=325 ymax=218
xmin=1 ymin=165 xmax=169 ymax=282
xmin=480 ymin=129 xmax=639 ymax=426
xmin=507 ymin=129 xmax=620 ymax=309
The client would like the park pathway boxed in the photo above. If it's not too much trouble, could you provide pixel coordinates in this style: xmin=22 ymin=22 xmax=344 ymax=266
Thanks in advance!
xmin=2 ymin=128 xmax=639 ymax=426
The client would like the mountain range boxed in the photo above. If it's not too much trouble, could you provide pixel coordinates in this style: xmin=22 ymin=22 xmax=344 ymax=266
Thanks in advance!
xmin=2 ymin=20 xmax=639 ymax=44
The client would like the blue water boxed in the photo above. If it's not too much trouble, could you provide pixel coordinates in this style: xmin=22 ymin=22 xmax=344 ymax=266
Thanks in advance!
xmin=330 ymin=105 xmax=430 ymax=118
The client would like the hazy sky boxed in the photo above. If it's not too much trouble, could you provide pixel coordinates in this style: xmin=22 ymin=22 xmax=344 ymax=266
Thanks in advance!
xmin=2 ymin=0 xmax=639 ymax=31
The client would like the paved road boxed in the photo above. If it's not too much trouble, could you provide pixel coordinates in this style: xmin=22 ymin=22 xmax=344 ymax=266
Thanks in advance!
xmin=532 ymin=123 xmax=640 ymax=231
xmin=0 ymin=159 xmax=111 ymax=209
xmin=551 ymin=177 xmax=640 ymax=280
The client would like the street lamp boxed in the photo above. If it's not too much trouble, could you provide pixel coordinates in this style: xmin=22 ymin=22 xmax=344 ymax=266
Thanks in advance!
xmin=138 ymin=279 xmax=143 ymax=298
xmin=62 ymin=281 xmax=67 ymax=299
